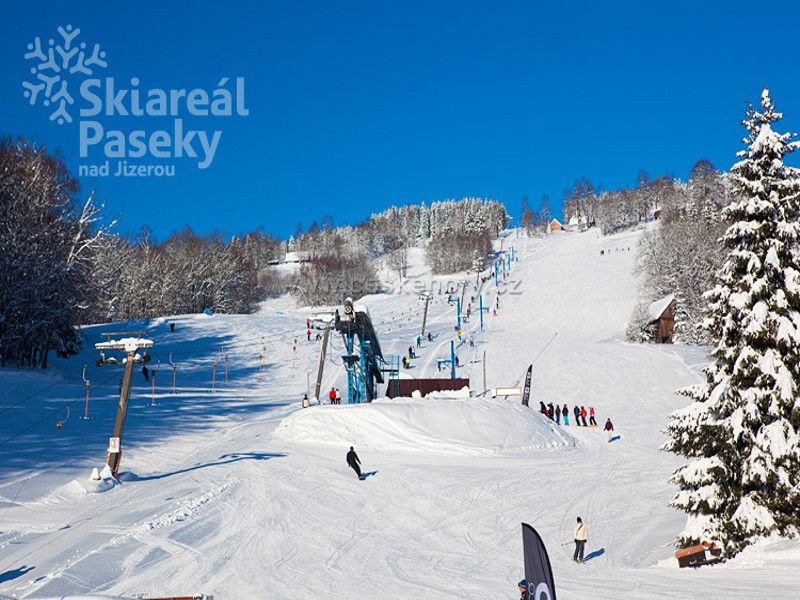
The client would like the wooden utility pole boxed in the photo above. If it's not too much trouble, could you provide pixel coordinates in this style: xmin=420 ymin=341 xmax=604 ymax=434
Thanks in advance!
xmin=211 ymin=360 xmax=218 ymax=392
xmin=313 ymin=323 xmax=331 ymax=401
xmin=420 ymin=293 xmax=431 ymax=337
xmin=94 ymin=334 xmax=153 ymax=479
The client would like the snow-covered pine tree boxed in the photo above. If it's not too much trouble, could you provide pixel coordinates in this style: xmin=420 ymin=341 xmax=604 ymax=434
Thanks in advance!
xmin=664 ymin=89 xmax=800 ymax=555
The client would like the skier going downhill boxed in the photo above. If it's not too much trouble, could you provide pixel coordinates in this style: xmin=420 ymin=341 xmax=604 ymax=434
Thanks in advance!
xmin=573 ymin=517 xmax=588 ymax=562
xmin=346 ymin=446 xmax=363 ymax=479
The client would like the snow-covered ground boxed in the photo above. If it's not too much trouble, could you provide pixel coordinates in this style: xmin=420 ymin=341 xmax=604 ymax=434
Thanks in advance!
xmin=0 ymin=228 xmax=798 ymax=599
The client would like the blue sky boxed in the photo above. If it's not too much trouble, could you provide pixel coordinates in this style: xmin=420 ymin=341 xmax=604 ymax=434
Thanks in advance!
xmin=3 ymin=0 xmax=799 ymax=240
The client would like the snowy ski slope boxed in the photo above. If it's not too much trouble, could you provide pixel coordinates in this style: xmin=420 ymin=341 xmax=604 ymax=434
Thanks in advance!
xmin=0 ymin=228 xmax=798 ymax=599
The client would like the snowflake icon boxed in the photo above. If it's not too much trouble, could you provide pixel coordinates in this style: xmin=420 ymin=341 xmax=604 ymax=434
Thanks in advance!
xmin=22 ymin=24 xmax=107 ymax=125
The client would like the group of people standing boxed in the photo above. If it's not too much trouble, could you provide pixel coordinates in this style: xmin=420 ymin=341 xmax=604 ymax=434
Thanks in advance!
xmin=328 ymin=387 xmax=342 ymax=404
xmin=538 ymin=401 xmax=615 ymax=441
xmin=539 ymin=402 xmax=597 ymax=427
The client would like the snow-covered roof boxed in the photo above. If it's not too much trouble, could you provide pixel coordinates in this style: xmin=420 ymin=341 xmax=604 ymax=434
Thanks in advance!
xmin=284 ymin=251 xmax=311 ymax=263
xmin=647 ymin=294 xmax=675 ymax=322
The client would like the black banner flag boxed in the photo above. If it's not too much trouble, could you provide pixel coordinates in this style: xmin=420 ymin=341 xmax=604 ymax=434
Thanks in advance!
xmin=521 ymin=365 xmax=533 ymax=406
xmin=521 ymin=523 xmax=557 ymax=600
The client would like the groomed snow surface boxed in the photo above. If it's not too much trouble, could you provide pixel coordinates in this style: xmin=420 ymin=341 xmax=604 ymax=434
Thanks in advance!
xmin=0 ymin=228 xmax=798 ymax=599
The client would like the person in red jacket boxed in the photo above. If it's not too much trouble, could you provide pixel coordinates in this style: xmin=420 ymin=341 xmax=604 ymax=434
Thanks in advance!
xmin=307 ymin=329 xmax=311 ymax=341
xmin=579 ymin=406 xmax=588 ymax=427
xmin=328 ymin=387 xmax=336 ymax=404
xmin=589 ymin=406 xmax=597 ymax=427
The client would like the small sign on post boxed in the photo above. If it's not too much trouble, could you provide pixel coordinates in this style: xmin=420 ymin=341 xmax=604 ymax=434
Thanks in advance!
xmin=108 ymin=436 xmax=120 ymax=453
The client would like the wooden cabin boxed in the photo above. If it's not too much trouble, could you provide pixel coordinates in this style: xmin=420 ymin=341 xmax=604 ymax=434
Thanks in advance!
xmin=548 ymin=218 xmax=565 ymax=233
xmin=647 ymin=294 xmax=676 ymax=344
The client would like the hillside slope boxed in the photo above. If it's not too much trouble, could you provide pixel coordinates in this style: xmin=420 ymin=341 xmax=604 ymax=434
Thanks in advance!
xmin=0 ymin=228 xmax=797 ymax=599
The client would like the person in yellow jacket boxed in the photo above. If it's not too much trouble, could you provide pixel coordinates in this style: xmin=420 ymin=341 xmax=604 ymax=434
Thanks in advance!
xmin=573 ymin=517 xmax=588 ymax=562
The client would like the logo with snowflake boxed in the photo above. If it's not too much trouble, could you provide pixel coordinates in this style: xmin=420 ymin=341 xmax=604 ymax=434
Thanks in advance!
xmin=22 ymin=24 xmax=107 ymax=125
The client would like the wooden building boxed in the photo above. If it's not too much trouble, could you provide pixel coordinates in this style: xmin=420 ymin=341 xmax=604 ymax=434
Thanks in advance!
xmin=647 ymin=294 xmax=676 ymax=344
xmin=548 ymin=218 xmax=565 ymax=233
xmin=386 ymin=378 xmax=470 ymax=399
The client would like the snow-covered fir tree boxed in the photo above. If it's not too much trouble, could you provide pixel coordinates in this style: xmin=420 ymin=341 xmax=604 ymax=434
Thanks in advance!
xmin=664 ymin=89 xmax=800 ymax=555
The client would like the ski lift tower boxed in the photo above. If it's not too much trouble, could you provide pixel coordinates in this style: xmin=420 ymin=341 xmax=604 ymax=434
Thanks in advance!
xmin=335 ymin=297 xmax=386 ymax=403
xmin=95 ymin=332 xmax=153 ymax=478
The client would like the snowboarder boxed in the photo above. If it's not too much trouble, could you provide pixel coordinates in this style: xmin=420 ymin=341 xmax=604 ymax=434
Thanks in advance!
xmin=335 ymin=388 xmax=342 ymax=405
xmin=573 ymin=405 xmax=581 ymax=426
xmin=580 ymin=406 xmax=588 ymax=427
xmin=346 ymin=446 xmax=363 ymax=479
xmin=589 ymin=406 xmax=597 ymax=427
xmin=555 ymin=404 xmax=562 ymax=425
xmin=573 ymin=517 xmax=588 ymax=562
xmin=329 ymin=387 xmax=336 ymax=404
xmin=563 ymin=404 xmax=569 ymax=425
xmin=539 ymin=401 xmax=547 ymax=416
xmin=604 ymin=417 xmax=615 ymax=442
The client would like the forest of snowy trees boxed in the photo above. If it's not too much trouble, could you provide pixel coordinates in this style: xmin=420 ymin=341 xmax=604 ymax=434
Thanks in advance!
xmin=628 ymin=162 xmax=734 ymax=343
xmin=288 ymin=199 xmax=507 ymax=305
xmin=0 ymin=136 xmax=507 ymax=366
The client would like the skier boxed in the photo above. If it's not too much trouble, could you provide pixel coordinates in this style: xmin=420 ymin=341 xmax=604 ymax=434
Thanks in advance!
xmin=335 ymin=388 xmax=342 ymax=405
xmin=589 ymin=406 xmax=597 ymax=427
xmin=427 ymin=332 xmax=433 ymax=342
xmin=573 ymin=405 xmax=581 ymax=426
xmin=517 ymin=579 xmax=528 ymax=600
xmin=563 ymin=403 xmax=569 ymax=425
xmin=555 ymin=403 xmax=562 ymax=425
xmin=604 ymin=417 xmax=615 ymax=442
xmin=328 ymin=387 xmax=336 ymax=404
xmin=547 ymin=402 xmax=554 ymax=421
xmin=416 ymin=336 xmax=422 ymax=348
xmin=346 ymin=446 xmax=363 ymax=479
xmin=580 ymin=406 xmax=588 ymax=427
xmin=170 ymin=322 xmax=175 ymax=333
xmin=141 ymin=365 xmax=150 ymax=383
xmin=539 ymin=401 xmax=547 ymax=416
xmin=408 ymin=346 xmax=415 ymax=359
xmin=573 ymin=517 xmax=588 ymax=562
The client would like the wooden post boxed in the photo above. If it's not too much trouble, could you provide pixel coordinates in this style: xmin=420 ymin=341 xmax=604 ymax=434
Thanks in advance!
xmin=81 ymin=364 xmax=91 ymax=420
xmin=107 ymin=351 xmax=135 ymax=478
xmin=83 ymin=379 xmax=91 ymax=420
xmin=150 ymin=369 xmax=156 ymax=406
xmin=421 ymin=294 xmax=431 ymax=337
xmin=313 ymin=324 xmax=331 ymax=401
xmin=172 ymin=363 xmax=177 ymax=395
xmin=211 ymin=360 xmax=217 ymax=392
xmin=224 ymin=355 xmax=229 ymax=382
xmin=483 ymin=350 xmax=487 ymax=395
